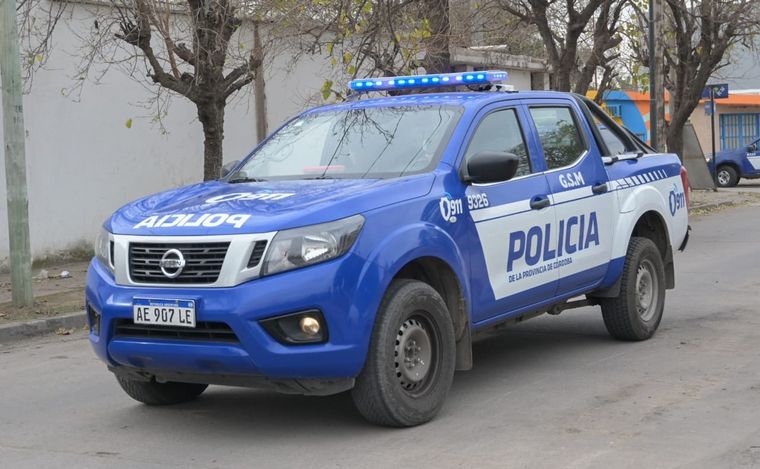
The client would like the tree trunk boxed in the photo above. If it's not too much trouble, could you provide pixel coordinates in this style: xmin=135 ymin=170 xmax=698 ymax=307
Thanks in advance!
xmin=550 ymin=54 xmax=576 ymax=91
xmin=422 ymin=0 xmax=451 ymax=74
xmin=550 ymin=68 xmax=572 ymax=92
xmin=197 ymin=99 xmax=225 ymax=181
xmin=666 ymin=125 xmax=684 ymax=159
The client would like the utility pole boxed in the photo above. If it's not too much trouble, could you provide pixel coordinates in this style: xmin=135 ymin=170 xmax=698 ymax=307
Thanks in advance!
xmin=648 ymin=0 xmax=663 ymax=151
xmin=252 ymin=21 xmax=267 ymax=143
xmin=1 ymin=0 xmax=34 ymax=307
xmin=652 ymin=0 xmax=665 ymax=152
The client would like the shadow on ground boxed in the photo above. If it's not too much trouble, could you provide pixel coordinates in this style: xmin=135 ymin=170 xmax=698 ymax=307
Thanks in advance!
xmin=102 ymin=310 xmax=628 ymax=438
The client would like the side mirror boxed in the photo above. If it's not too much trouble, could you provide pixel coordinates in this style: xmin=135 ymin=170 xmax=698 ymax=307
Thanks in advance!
xmin=220 ymin=160 xmax=240 ymax=178
xmin=749 ymin=144 xmax=757 ymax=153
xmin=466 ymin=151 xmax=520 ymax=184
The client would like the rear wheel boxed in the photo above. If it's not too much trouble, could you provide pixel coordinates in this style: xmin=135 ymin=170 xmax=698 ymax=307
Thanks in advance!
xmin=351 ymin=279 xmax=456 ymax=427
xmin=116 ymin=376 xmax=208 ymax=405
xmin=716 ymin=165 xmax=739 ymax=187
xmin=600 ymin=237 xmax=666 ymax=341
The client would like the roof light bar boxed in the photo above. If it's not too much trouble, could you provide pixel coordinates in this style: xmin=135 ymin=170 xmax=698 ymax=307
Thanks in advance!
xmin=349 ymin=70 xmax=508 ymax=92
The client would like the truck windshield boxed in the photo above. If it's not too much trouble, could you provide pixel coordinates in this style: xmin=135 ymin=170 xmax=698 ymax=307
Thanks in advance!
xmin=232 ymin=105 xmax=462 ymax=180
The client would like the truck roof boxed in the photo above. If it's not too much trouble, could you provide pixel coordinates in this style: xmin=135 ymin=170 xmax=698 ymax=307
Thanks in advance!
xmin=308 ymin=90 xmax=577 ymax=114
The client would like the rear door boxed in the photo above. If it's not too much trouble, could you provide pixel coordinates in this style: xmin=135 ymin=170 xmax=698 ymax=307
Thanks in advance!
xmin=524 ymin=100 xmax=616 ymax=296
xmin=461 ymin=103 xmax=558 ymax=323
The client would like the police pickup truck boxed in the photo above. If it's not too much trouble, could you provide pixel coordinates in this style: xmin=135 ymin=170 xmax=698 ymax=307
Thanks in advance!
xmin=710 ymin=136 xmax=760 ymax=187
xmin=87 ymin=70 xmax=690 ymax=427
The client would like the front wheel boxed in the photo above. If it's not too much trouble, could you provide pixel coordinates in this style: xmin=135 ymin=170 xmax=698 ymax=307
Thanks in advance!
xmin=351 ymin=279 xmax=456 ymax=427
xmin=716 ymin=165 xmax=739 ymax=187
xmin=116 ymin=376 xmax=208 ymax=405
xmin=600 ymin=237 xmax=666 ymax=341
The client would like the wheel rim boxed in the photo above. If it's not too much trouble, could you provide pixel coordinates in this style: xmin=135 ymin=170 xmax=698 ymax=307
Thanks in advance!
xmin=636 ymin=259 xmax=659 ymax=322
xmin=717 ymin=170 xmax=730 ymax=186
xmin=394 ymin=314 xmax=436 ymax=395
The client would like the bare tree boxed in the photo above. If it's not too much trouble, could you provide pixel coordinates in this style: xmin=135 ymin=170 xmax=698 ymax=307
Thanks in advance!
xmin=660 ymin=0 xmax=758 ymax=156
xmin=626 ymin=0 xmax=759 ymax=155
xmin=496 ymin=0 xmax=627 ymax=94
xmin=288 ymin=0 xmax=456 ymax=99
xmin=101 ymin=0 xmax=265 ymax=180
xmin=17 ymin=0 xmax=273 ymax=181
xmin=15 ymin=0 xmax=68 ymax=91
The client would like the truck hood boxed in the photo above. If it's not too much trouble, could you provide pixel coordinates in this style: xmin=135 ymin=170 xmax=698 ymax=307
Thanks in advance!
xmin=107 ymin=175 xmax=435 ymax=236
xmin=715 ymin=147 xmax=746 ymax=162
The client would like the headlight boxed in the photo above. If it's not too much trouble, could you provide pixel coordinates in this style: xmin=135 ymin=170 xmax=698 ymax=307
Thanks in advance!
xmin=94 ymin=227 xmax=114 ymax=273
xmin=261 ymin=215 xmax=364 ymax=276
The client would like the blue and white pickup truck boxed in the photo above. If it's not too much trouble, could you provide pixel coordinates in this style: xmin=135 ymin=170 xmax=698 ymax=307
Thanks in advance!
xmin=87 ymin=71 xmax=690 ymax=427
xmin=710 ymin=137 xmax=760 ymax=187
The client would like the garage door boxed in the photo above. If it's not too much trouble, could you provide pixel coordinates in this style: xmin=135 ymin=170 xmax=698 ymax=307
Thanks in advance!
xmin=720 ymin=113 xmax=760 ymax=150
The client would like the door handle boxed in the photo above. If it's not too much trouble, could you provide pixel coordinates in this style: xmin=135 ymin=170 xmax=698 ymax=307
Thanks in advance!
xmin=530 ymin=195 xmax=551 ymax=210
xmin=592 ymin=183 xmax=608 ymax=194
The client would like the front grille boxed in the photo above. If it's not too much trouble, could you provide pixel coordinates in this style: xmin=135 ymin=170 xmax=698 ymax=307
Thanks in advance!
xmin=114 ymin=319 xmax=239 ymax=343
xmin=129 ymin=242 xmax=229 ymax=284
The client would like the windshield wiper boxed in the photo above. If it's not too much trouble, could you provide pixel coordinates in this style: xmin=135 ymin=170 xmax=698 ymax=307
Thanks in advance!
xmin=228 ymin=176 xmax=267 ymax=183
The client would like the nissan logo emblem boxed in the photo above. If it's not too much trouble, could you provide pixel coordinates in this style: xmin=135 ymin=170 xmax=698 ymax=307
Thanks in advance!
xmin=159 ymin=249 xmax=186 ymax=278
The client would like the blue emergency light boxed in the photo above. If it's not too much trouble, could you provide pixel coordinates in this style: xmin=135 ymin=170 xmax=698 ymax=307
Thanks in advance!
xmin=349 ymin=70 xmax=508 ymax=92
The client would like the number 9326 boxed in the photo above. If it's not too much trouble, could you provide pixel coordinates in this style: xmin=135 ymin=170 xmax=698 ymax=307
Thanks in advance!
xmin=467 ymin=193 xmax=489 ymax=210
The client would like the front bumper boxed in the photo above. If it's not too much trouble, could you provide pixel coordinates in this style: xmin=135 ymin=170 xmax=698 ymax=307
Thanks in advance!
xmin=86 ymin=253 xmax=376 ymax=383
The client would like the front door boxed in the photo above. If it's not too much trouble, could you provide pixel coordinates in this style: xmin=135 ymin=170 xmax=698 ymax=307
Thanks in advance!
xmin=462 ymin=105 xmax=558 ymax=323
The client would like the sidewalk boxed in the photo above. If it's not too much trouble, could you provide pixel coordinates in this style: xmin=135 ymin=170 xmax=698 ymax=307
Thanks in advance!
xmin=690 ymin=187 xmax=760 ymax=215
xmin=0 ymin=260 xmax=89 ymax=344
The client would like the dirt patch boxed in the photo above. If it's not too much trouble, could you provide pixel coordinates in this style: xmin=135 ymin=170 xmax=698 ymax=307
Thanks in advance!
xmin=689 ymin=190 xmax=760 ymax=217
xmin=0 ymin=261 xmax=89 ymax=324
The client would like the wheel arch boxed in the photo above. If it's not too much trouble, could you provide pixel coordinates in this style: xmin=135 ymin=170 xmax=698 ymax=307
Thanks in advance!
xmin=717 ymin=160 xmax=742 ymax=177
xmin=393 ymin=256 xmax=472 ymax=371
xmin=354 ymin=222 xmax=474 ymax=371
xmin=594 ymin=206 xmax=676 ymax=298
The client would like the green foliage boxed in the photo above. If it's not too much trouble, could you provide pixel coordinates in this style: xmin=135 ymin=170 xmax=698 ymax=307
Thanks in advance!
xmin=321 ymin=80 xmax=334 ymax=101
xmin=308 ymin=0 xmax=447 ymax=89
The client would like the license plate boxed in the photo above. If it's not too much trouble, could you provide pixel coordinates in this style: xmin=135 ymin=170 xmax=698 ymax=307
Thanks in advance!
xmin=133 ymin=298 xmax=196 ymax=328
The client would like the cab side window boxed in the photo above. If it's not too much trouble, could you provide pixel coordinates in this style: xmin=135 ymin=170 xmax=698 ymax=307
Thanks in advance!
xmin=590 ymin=113 xmax=630 ymax=156
xmin=597 ymin=125 xmax=628 ymax=155
xmin=529 ymin=107 xmax=586 ymax=169
xmin=464 ymin=109 xmax=531 ymax=178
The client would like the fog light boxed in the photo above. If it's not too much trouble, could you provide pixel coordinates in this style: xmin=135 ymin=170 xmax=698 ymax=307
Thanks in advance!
xmin=86 ymin=303 xmax=101 ymax=336
xmin=259 ymin=310 xmax=327 ymax=345
xmin=300 ymin=316 xmax=320 ymax=336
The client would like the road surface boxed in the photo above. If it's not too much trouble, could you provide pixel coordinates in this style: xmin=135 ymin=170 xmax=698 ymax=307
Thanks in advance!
xmin=2 ymin=203 xmax=760 ymax=468
xmin=732 ymin=179 xmax=760 ymax=193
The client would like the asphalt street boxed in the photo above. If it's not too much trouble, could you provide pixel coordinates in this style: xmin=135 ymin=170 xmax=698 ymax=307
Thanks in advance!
xmin=733 ymin=179 xmax=760 ymax=193
xmin=2 ymin=202 xmax=760 ymax=468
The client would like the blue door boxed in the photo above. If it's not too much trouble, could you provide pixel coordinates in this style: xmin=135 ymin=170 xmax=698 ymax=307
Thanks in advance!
xmin=459 ymin=104 xmax=558 ymax=324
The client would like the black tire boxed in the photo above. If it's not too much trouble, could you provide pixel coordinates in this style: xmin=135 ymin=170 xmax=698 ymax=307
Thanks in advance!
xmin=351 ymin=279 xmax=456 ymax=427
xmin=116 ymin=376 xmax=208 ymax=405
xmin=716 ymin=165 xmax=739 ymax=187
xmin=600 ymin=237 xmax=666 ymax=341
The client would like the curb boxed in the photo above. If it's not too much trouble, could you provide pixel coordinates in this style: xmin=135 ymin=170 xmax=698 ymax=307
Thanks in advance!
xmin=0 ymin=311 xmax=87 ymax=344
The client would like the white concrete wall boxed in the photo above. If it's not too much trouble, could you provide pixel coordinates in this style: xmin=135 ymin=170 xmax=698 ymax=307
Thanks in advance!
xmin=0 ymin=3 xmax=335 ymax=268
xmin=0 ymin=2 xmax=543 ymax=268
xmin=508 ymin=70 xmax=532 ymax=91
